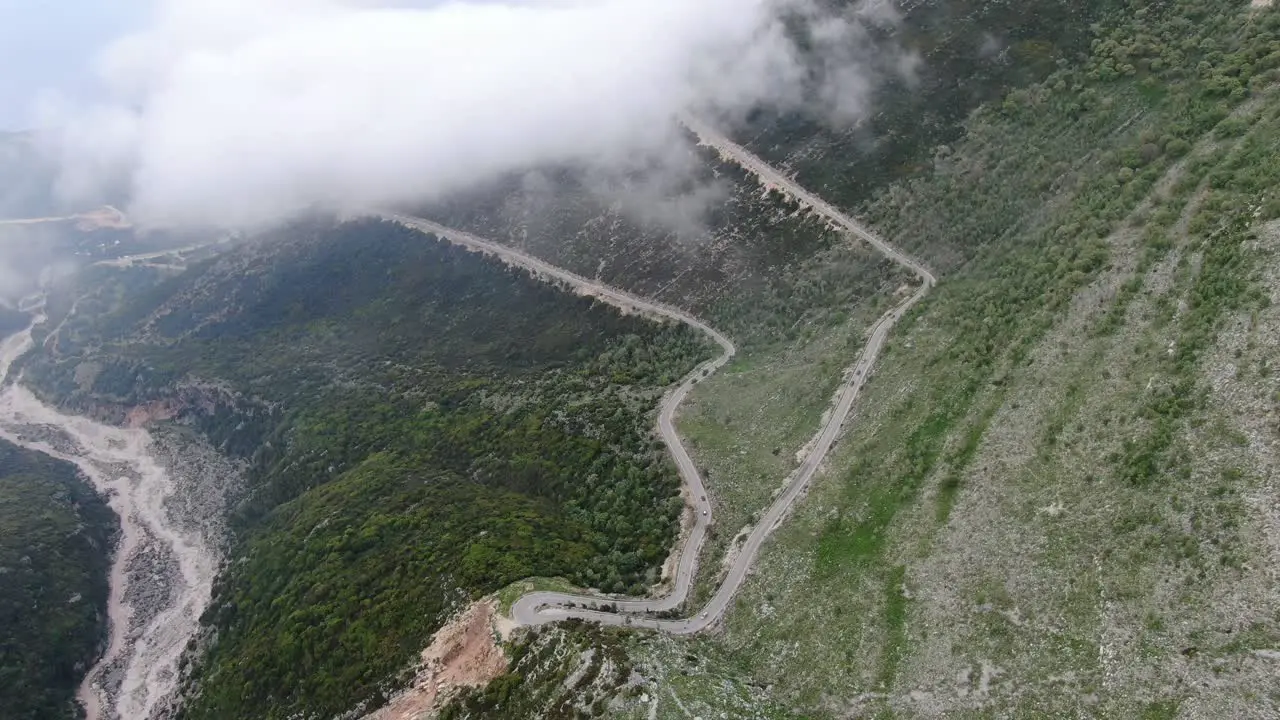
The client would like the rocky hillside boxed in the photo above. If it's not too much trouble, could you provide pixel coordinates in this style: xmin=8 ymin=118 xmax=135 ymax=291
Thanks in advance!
xmin=443 ymin=1 xmax=1280 ymax=718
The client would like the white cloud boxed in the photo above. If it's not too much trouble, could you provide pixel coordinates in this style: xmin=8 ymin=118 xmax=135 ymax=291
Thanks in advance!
xmin=41 ymin=0 xmax=884 ymax=230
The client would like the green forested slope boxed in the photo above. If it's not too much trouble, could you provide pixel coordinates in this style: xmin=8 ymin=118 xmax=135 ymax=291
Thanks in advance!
xmin=0 ymin=439 xmax=115 ymax=720
xmin=25 ymin=219 xmax=712 ymax=718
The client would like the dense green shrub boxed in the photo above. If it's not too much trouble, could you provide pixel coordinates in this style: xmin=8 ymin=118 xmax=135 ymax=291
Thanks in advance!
xmin=0 ymin=440 xmax=115 ymax=720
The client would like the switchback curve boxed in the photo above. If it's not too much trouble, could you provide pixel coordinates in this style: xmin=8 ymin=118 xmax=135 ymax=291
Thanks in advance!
xmin=385 ymin=118 xmax=935 ymax=635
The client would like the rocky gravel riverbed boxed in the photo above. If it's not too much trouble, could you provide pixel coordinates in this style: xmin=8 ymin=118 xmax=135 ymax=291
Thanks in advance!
xmin=0 ymin=308 xmax=242 ymax=720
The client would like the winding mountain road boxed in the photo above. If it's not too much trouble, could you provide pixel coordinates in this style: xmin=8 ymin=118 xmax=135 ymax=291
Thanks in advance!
xmin=384 ymin=212 xmax=735 ymax=618
xmin=388 ymin=119 xmax=934 ymax=635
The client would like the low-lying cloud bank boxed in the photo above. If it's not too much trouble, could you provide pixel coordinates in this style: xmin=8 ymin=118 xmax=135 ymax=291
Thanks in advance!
xmin=38 ymin=0 xmax=906 ymax=230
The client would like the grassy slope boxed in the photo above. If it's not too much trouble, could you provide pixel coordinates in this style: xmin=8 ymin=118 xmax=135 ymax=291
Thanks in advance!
xmin=665 ymin=1 xmax=1280 ymax=718
xmin=0 ymin=439 xmax=116 ymax=720
xmin=452 ymin=1 xmax=1280 ymax=718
